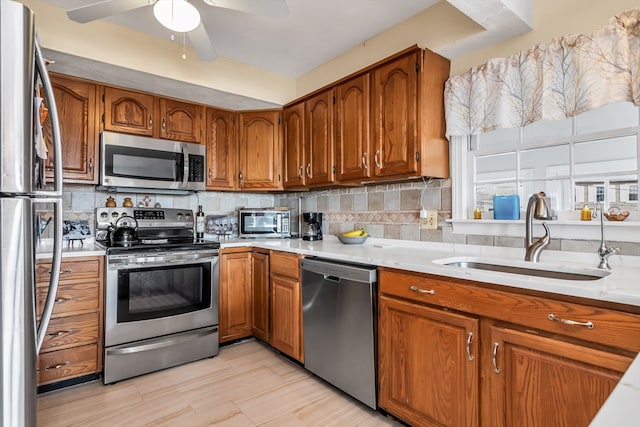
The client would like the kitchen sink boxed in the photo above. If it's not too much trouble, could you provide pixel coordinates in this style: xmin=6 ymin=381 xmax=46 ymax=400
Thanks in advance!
xmin=433 ymin=257 xmax=611 ymax=281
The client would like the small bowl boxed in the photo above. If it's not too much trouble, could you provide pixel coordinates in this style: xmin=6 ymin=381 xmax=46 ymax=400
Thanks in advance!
xmin=336 ymin=235 xmax=368 ymax=245
xmin=603 ymin=211 xmax=630 ymax=221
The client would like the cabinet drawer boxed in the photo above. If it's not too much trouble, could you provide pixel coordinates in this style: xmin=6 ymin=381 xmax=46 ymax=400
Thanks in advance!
xmin=379 ymin=268 xmax=640 ymax=353
xmin=36 ymin=258 xmax=102 ymax=283
xmin=36 ymin=281 xmax=100 ymax=317
xmin=40 ymin=313 xmax=99 ymax=352
xmin=38 ymin=343 xmax=98 ymax=385
xmin=270 ymin=251 xmax=300 ymax=279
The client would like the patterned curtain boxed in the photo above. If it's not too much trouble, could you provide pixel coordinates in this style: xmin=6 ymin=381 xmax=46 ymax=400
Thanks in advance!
xmin=444 ymin=8 xmax=640 ymax=137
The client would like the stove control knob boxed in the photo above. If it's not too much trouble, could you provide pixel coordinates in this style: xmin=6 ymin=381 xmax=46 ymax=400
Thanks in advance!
xmin=100 ymin=212 xmax=108 ymax=219
xmin=185 ymin=213 xmax=192 ymax=219
xmin=111 ymin=212 xmax=119 ymax=218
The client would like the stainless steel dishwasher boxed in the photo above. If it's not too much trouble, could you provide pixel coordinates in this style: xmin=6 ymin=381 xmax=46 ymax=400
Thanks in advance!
xmin=300 ymin=257 xmax=378 ymax=409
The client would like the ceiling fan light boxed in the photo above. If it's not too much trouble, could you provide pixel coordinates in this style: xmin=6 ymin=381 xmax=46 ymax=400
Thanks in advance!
xmin=153 ymin=0 xmax=201 ymax=33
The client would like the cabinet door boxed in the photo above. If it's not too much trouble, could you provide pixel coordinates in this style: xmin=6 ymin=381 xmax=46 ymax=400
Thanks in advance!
xmin=379 ymin=295 xmax=479 ymax=427
xmin=304 ymin=90 xmax=334 ymax=186
xmin=283 ymin=103 xmax=305 ymax=189
xmin=335 ymin=73 xmax=371 ymax=182
xmin=102 ymin=86 xmax=155 ymax=137
xmin=238 ymin=110 xmax=282 ymax=190
xmin=219 ymin=251 xmax=253 ymax=343
xmin=251 ymin=251 xmax=270 ymax=341
xmin=205 ymin=107 xmax=236 ymax=190
xmin=44 ymin=75 xmax=98 ymax=183
xmin=270 ymin=274 xmax=302 ymax=362
xmin=371 ymin=51 xmax=419 ymax=178
xmin=487 ymin=326 xmax=633 ymax=427
xmin=159 ymin=98 xmax=203 ymax=143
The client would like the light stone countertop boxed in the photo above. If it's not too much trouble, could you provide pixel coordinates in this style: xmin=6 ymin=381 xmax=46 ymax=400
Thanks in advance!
xmin=36 ymin=238 xmax=105 ymax=259
xmin=36 ymin=234 xmax=640 ymax=425
xmin=220 ymin=235 xmax=640 ymax=309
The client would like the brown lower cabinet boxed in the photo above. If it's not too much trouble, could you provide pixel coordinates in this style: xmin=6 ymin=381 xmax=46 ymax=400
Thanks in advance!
xmin=36 ymin=256 xmax=103 ymax=386
xmin=269 ymin=250 xmax=303 ymax=362
xmin=251 ymin=249 xmax=270 ymax=341
xmin=378 ymin=267 xmax=639 ymax=427
xmin=219 ymin=249 xmax=303 ymax=363
xmin=219 ymin=248 xmax=253 ymax=342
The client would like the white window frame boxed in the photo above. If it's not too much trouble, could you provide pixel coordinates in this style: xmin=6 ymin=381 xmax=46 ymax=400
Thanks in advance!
xmin=450 ymin=112 xmax=640 ymax=243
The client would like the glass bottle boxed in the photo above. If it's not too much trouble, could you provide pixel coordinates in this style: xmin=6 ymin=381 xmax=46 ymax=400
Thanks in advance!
xmin=581 ymin=204 xmax=591 ymax=221
xmin=196 ymin=205 xmax=205 ymax=239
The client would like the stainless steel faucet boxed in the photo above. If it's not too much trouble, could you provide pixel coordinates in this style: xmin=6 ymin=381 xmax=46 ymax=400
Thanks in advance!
xmin=525 ymin=192 xmax=554 ymax=262
xmin=597 ymin=203 xmax=619 ymax=269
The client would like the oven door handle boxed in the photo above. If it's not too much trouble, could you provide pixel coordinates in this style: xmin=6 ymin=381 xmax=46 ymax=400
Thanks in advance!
xmin=106 ymin=326 xmax=218 ymax=356
xmin=108 ymin=255 xmax=219 ymax=269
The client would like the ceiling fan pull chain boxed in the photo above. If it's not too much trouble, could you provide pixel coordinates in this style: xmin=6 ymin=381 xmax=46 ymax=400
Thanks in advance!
xmin=182 ymin=33 xmax=187 ymax=60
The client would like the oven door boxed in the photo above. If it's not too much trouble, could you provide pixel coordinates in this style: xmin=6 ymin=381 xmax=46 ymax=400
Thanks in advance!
xmin=105 ymin=250 xmax=219 ymax=347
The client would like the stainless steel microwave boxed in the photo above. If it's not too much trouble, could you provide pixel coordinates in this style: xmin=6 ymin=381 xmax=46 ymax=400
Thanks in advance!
xmin=238 ymin=208 xmax=291 ymax=238
xmin=100 ymin=131 xmax=205 ymax=192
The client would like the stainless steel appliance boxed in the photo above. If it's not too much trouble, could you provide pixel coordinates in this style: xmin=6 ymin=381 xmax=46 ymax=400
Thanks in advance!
xmin=99 ymin=131 xmax=206 ymax=192
xmin=1 ymin=2 xmax=64 ymax=425
xmin=95 ymin=207 xmax=220 ymax=384
xmin=302 ymin=212 xmax=323 ymax=241
xmin=238 ymin=208 xmax=291 ymax=238
xmin=300 ymin=258 xmax=378 ymax=409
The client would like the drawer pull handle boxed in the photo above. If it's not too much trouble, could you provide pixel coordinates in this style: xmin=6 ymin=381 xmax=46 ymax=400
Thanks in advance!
xmin=492 ymin=342 xmax=501 ymax=374
xmin=547 ymin=314 xmax=594 ymax=329
xmin=48 ymin=269 xmax=72 ymax=275
xmin=44 ymin=361 xmax=70 ymax=371
xmin=54 ymin=297 xmax=73 ymax=303
xmin=409 ymin=285 xmax=434 ymax=295
xmin=466 ymin=332 xmax=474 ymax=361
xmin=47 ymin=330 xmax=71 ymax=337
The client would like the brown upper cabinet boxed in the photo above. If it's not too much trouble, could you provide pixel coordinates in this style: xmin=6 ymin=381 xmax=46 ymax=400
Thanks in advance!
xmin=370 ymin=47 xmax=450 ymax=180
xmin=205 ymin=107 xmax=237 ymax=190
xmin=304 ymin=89 xmax=335 ymax=187
xmin=102 ymin=86 xmax=204 ymax=143
xmin=102 ymin=86 xmax=154 ymax=137
xmin=283 ymin=90 xmax=335 ymax=189
xmin=158 ymin=98 xmax=204 ymax=143
xmin=285 ymin=46 xmax=450 ymax=188
xmin=45 ymin=74 xmax=99 ymax=183
xmin=238 ymin=110 xmax=282 ymax=191
xmin=335 ymin=73 xmax=371 ymax=182
xmin=283 ymin=102 xmax=305 ymax=189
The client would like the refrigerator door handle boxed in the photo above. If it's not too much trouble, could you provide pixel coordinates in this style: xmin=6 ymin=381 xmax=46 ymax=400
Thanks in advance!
xmin=35 ymin=198 xmax=63 ymax=353
xmin=34 ymin=41 xmax=63 ymax=197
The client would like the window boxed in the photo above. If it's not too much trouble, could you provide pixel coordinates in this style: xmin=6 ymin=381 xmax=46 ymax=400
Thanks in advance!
xmin=450 ymin=102 xmax=640 ymax=242
xmin=464 ymin=102 xmax=639 ymax=217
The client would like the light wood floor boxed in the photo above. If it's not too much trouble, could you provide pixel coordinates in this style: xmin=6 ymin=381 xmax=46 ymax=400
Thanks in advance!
xmin=38 ymin=339 xmax=401 ymax=426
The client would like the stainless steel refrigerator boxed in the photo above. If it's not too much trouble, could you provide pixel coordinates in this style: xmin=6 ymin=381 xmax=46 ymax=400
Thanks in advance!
xmin=1 ymin=1 xmax=64 ymax=426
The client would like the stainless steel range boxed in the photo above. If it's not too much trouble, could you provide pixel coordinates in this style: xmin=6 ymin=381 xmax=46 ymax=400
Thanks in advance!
xmin=95 ymin=207 xmax=220 ymax=384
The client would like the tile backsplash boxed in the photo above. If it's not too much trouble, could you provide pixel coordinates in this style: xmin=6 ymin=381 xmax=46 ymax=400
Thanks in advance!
xmin=51 ymin=182 xmax=640 ymax=255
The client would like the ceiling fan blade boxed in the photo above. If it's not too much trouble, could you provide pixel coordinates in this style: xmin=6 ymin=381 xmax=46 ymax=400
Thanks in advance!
xmin=188 ymin=23 xmax=217 ymax=61
xmin=203 ymin=0 xmax=289 ymax=17
xmin=67 ymin=0 xmax=155 ymax=23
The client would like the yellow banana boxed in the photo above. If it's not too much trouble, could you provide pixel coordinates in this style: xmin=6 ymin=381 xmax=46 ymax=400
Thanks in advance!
xmin=342 ymin=229 xmax=366 ymax=237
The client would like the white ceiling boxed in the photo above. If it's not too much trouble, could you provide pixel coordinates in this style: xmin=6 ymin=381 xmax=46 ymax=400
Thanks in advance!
xmin=38 ymin=0 xmax=532 ymax=78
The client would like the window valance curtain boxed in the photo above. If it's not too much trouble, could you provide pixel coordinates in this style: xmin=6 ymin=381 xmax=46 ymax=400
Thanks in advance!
xmin=444 ymin=8 xmax=640 ymax=137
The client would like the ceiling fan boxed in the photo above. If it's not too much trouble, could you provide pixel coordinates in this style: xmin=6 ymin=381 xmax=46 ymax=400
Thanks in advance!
xmin=66 ymin=0 xmax=289 ymax=61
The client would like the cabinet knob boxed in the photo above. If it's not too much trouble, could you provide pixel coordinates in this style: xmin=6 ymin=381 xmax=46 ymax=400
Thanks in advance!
xmin=492 ymin=342 xmax=501 ymax=374
xmin=362 ymin=153 xmax=368 ymax=170
xmin=161 ymin=117 xmax=166 ymax=131
xmin=306 ymin=163 xmax=312 ymax=178
xmin=88 ymin=156 xmax=93 ymax=173
xmin=298 ymin=165 xmax=304 ymax=179
xmin=148 ymin=114 xmax=153 ymax=129
xmin=547 ymin=314 xmax=595 ymax=329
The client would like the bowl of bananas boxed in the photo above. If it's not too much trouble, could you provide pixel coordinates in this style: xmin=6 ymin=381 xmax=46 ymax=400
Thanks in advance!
xmin=336 ymin=229 xmax=368 ymax=244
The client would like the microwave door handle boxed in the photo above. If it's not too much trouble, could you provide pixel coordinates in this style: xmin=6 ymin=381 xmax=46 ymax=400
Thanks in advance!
xmin=181 ymin=146 xmax=188 ymax=186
